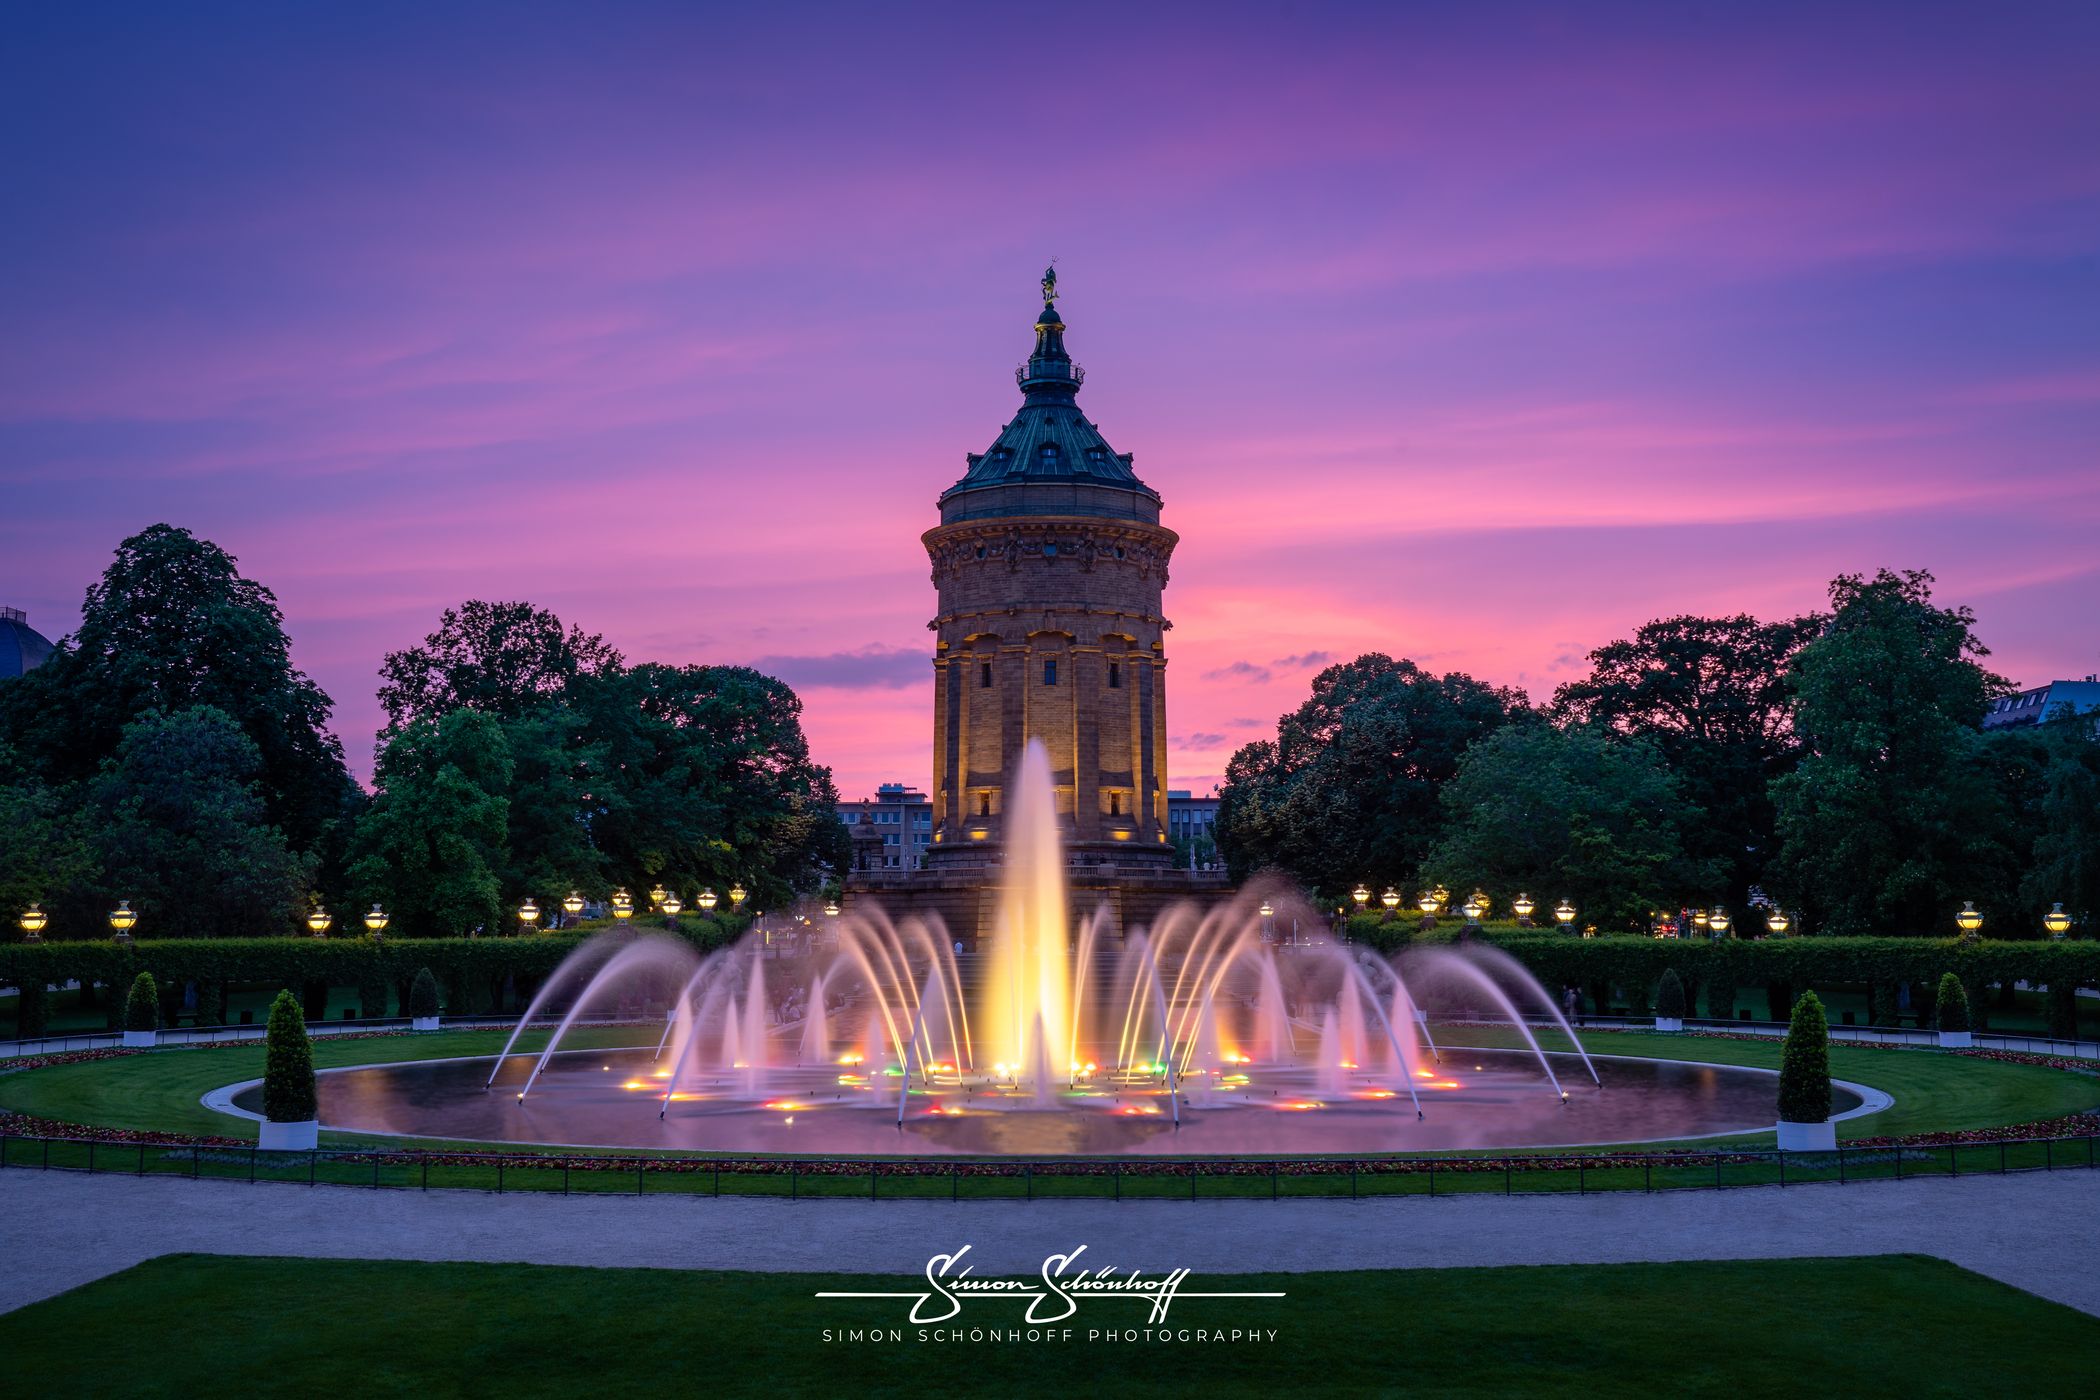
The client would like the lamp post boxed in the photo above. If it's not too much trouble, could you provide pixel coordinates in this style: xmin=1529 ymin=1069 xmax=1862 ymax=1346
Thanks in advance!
xmin=1379 ymin=888 xmax=1400 ymax=923
xmin=1460 ymin=894 xmax=1484 ymax=933
xmin=824 ymin=899 xmax=841 ymax=919
xmin=1513 ymin=893 xmax=1535 ymax=928
xmin=1709 ymin=907 xmax=1731 ymax=938
xmin=698 ymin=888 xmax=719 ymax=914
xmin=1259 ymin=899 xmax=1275 ymax=943
xmin=363 ymin=904 xmax=389 ymax=940
xmin=1416 ymin=891 xmax=1439 ymax=932
xmin=307 ymin=906 xmax=333 ymax=938
xmin=109 ymin=900 xmax=138 ymax=945
xmin=518 ymin=898 xmax=541 ymax=936
xmin=611 ymin=888 xmax=633 ymax=927
xmin=648 ymin=884 xmax=667 ymax=911
xmin=1469 ymin=890 xmax=1490 ymax=923
xmin=1955 ymin=901 xmax=1984 ymax=936
xmin=729 ymin=884 xmax=748 ymax=915
xmin=562 ymin=891 xmax=585 ymax=928
xmin=1692 ymin=908 xmax=1710 ymax=935
xmin=1352 ymin=885 xmax=1370 ymax=914
xmin=661 ymin=893 xmax=683 ymax=930
xmin=1553 ymin=899 xmax=1576 ymax=933
xmin=2044 ymin=903 xmax=2072 ymax=939
xmin=1431 ymin=885 xmax=1450 ymax=914
xmin=19 ymin=904 xmax=48 ymax=943
xmin=1765 ymin=907 xmax=1791 ymax=937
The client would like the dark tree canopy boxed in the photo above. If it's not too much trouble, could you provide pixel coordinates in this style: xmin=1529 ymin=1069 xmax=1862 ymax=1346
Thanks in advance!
xmin=0 ymin=525 xmax=355 ymax=856
xmin=345 ymin=710 xmax=512 ymax=937
xmin=378 ymin=600 xmax=623 ymax=732
xmin=1771 ymin=569 xmax=2019 ymax=934
xmin=1215 ymin=654 xmax=1527 ymax=894
xmin=87 ymin=705 xmax=310 ymax=938
xmin=1552 ymin=612 xmax=1822 ymax=901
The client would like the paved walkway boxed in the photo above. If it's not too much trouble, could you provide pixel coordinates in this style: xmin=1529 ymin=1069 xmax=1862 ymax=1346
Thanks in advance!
xmin=5 ymin=1169 xmax=2099 ymax=1317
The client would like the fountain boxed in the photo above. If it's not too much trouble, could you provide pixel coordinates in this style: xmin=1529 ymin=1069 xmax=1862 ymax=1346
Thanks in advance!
xmin=277 ymin=740 xmax=1856 ymax=1154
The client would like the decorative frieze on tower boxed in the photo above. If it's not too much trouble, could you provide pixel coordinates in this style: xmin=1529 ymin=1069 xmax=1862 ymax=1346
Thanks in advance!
xmin=922 ymin=271 xmax=1179 ymax=869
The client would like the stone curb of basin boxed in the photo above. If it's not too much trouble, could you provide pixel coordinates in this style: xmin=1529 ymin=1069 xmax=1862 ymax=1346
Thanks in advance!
xmin=198 ymin=1050 xmax=1895 ymax=1156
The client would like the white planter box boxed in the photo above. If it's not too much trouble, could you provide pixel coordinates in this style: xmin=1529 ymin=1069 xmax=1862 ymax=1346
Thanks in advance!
xmin=412 ymin=1016 xmax=440 ymax=1032
xmin=120 ymin=1029 xmax=157 ymax=1049
xmin=1654 ymin=1017 xmax=1683 ymax=1032
xmin=1937 ymin=1030 xmax=1973 ymax=1049
xmin=258 ymin=1119 xmax=319 ymax=1152
xmin=1776 ymin=1119 xmax=1836 ymax=1152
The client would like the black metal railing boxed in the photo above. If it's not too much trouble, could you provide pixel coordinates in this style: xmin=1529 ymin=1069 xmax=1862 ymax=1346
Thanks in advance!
xmin=5 ymin=1130 xmax=2094 ymax=1201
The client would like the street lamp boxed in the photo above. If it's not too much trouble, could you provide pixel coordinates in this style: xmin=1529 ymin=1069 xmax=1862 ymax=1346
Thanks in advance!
xmin=698 ymin=888 xmax=719 ymax=913
xmin=1469 ymin=890 xmax=1491 ymax=920
xmin=109 ymin=900 xmax=138 ymax=944
xmin=1553 ymin=899 xmax=1576 ymax=931
xmin=1765 ymin=907 xmax=1791 ymax=936
xmin=2044 ymin=903 xmax=2072 ymax=938
xmin=307 ymin=906 xmax=333 ymax=938
xmin=824 ymin=899 xmax=841 ymax=919
xmin=1513 ymin=893 xmax=1535 ymax=927
xmin=562 ymin=891 xmax=585 ymax=926
xmin=19 ymin=904 xmax=47 ymax=943
xmin=518 ymin=898 xmax=541 ymax=935
xmin=1431 ymin=885 xmax=1450 ymax=913
xmin=1380 ymin=888 xmax=1400 ymax=912
xmin=1461 ymin=894 xmax=1484 ymax=925
xmin=1351 ymin=885 xmax=1370 ymax=911
xmin=729 ymin=884 xmax=748 ymax=913
xmin=1259 ymin=899 xmax=1275 ymax=941
xmin=1709 ymin=907 xmax=1731 ymax=937
xmin=1692 ymin=909 xmax=1710 ymax=933
xmin=1955 ymin=901 xmax=1984 ymax=935
xmin=661 ymin=893 xmax=684 ymax=925
xmin=612 ymin=900 xmax=633 ymax=924
xmin=648 ymin=884 xmax=667 ymax=910
xmin=363 ymin=904 xmax=389 ymax=938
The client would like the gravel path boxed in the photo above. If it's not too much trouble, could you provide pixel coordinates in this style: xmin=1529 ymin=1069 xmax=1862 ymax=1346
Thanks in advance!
xmin=7 ymin=1169 xmax=2100 ymax=1318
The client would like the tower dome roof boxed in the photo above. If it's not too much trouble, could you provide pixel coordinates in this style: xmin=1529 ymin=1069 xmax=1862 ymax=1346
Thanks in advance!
xmin=0 ymin=607 xmax=54 ymax=679
xmin=938 ymin=276 xmax=1161 ymax=525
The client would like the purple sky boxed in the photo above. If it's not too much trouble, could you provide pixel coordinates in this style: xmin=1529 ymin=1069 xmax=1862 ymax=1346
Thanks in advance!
xmin=4 ymin=4 xmax=2097 ymax=798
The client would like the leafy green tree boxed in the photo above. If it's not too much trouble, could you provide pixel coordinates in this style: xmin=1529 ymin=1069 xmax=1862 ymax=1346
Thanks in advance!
xmin=1552 ymin=612 xmax=1821 ymax=903
xmin=1770 ymin=570 xmax=2017 ymax=933
xmin=1776 ymin=991 xmax=1831 ymax=1123
xmin=1216 ymin=655 xmax=1527 ymax=893
xmin=0 ymin=740 xmax=96 ymax=936
xmin=262 ymin=989 xmax=317 ymax=1123
xmin=1424 ymin=723 xmax=1712 ymax=931
xmin=345 ymin=711 xmax=512 ymax=936
xmin=378 ymin=600 xmax=621 ymax=732
xmin=88 ymin=707 xmax=310 ymax=938
xmin=579 ymin=664 xmax=849 ymax=907
xmin=0 ymin=525 xmax=356 ymax=857
xmin=2021 ymin=715 xmax=2100 ymax=933
xmin=492 ymin=705 xmax=607 ymax=901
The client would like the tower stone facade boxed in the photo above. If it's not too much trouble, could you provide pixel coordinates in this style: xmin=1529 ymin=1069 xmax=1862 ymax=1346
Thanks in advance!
xmin=922 ymin=271 xmax=1178 ymax=871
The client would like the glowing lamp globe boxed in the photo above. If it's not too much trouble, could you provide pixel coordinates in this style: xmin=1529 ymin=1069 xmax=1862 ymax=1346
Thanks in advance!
xmin=698 ymin=888 xmax=719 ymax=912
xmin=2044 ymin=903 xmax=2071 ymax=937
xmin=1955 ymin=901 xmax=1983 ymax=934
xmin=1765 ymin=908 xmax=1790 ymax=935
xmin=1351 ymin=885 xmax=1370 ymax=908
xmin=518 ymin=898 xmax=541 ymax=928
xmin=1259 ymin=900 xmax=1274 ymax=920
xmin=306 ymin=907 xmax=333 ymax=937
xmin=1431 ymin=885 xmax=1450 ymax=910
xmin=612 ymin=902 xmax=633 ymax=922
xmin=729 ymin=884 xmax=748 ymax=908
xmin=363 ymin=904 xmax=389 ymax=935
xmin=824 ymin=900 xmax=841 ymax=918
xmin=1512 ymin=893 xmax=1535 ymax=920
xmin=1461 ymin=897 xmax=1483 ymax=923
xmin=109 ymin=900 xmax=138 ymax=936
xmin=1709 ymin=908 xmax=1731 ymax=936
xmin=648 ymin=885 xmax=667 ymax=909
xmin=1692 ymin=909 xmax=1710 ymax=930
xmin=562 ymin=891 xmax=585 ymax=918
xmin=611 ymin=888 xmax=632 ymax=910
xmin=1553 ymin=899 xmax=1576 ymax=928
xmin=1418 ymin=892 xmax=1439 ymax=916
xmin=661 ymin=895 xmax=684 ymax=917
xmin=1380 ymin=888 xmax=1400 ymax=910
xmin=20 ymin=904 xmax=47 ymax=941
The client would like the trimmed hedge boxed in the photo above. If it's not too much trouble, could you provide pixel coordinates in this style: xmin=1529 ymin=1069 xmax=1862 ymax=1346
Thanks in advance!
xmin=1777 ymin=990 xmax=1833 ymax=1124
xmin=1935 ymin=972 xmax=1972 ymax=1033
xmin=262 ymin=989 xmax=316 ymax=1123
xmin=123 ymin=972 xmax=160 ymax=1033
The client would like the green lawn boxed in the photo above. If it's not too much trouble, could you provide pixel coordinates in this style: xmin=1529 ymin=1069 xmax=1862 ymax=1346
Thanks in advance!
xmin=4 ymin=1254 xmax=2093 ymax=1397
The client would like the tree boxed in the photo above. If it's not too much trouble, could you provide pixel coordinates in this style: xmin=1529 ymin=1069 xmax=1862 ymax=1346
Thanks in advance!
xmin=344 ymin=711 xmax=511 ymax=936
xmin=262 ymin=989 xmax=317 ymax=1123
xmin=0 ymin=741 xmax=95 ymax=936
xmin=1776 ymin=991 xmax=1831 ymax=1124
xmin=88 ymin=707 xmax=310 ymax=938
xmin=1770 ymin=570 xmax=2018 ymax=933
xmin=578 ymin=664 xmax=849 ymax=907
xmin=1216 ymin=654 xmax=1527 ymax=893
xmin=378 ymin=600 xmax=621 ymax=732
xmin=2021 ymin=715 xmax=2100 ymax=933
xmin=0 ymin=525 xmax=356 ymax=857
xmin=1552 ymin=612 xmax=1822 ymax=902
xmin=492 ymin=705 xmax=607 ymax=901
xmin=1424 ymin=723 xmax=1712 ymax=931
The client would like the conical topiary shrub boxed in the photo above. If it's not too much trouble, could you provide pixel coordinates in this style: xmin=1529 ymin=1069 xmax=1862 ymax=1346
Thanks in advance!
xmin=408 ymin=967 xmax=441 ymax=1029
xmin=1654 ymin=968 xmax=1687 ymax=1030
xmin=262 ymin=989 xmax=317 ymax=1129
xmin=1934 ymin=971 xmax=1972 ymax=1046
xmin=1775 ymin=990 xmax=1833 ymax=1149
xmin=124 ymin=971 xmax=160 ymax=1033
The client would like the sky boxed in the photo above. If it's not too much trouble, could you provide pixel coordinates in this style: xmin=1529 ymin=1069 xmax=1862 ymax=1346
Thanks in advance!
xmin=3 ymin=2 xmax=2097 ymax=799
